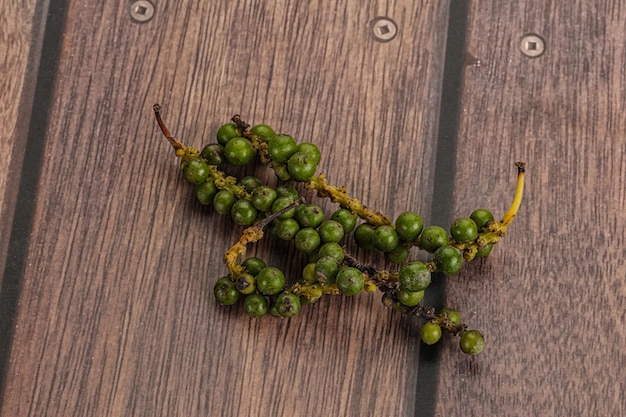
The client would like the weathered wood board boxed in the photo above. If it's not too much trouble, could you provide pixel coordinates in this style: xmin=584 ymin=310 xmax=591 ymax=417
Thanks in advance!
xmin=1 ymin=1 xmax=624 ymax=416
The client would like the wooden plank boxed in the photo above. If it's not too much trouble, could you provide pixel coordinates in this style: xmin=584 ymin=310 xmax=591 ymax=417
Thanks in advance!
xmin=1 ymin=1 xmax=450 ymax=416
xmin=435 ymin=1 xmax=626 ymax=415
xmin=0 ymin=0 xmax=40 ymax=284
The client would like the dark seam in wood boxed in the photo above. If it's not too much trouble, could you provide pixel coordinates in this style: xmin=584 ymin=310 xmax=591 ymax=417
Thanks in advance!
xmin=414 ymin=1 xmax=470 ymax=416
xmin=0 ymin=0 xmax=69 ymax=406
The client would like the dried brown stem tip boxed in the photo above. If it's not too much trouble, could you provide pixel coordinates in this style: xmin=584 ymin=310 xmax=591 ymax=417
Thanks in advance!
xmin=153 ymin=103 xmax=184 ymax=151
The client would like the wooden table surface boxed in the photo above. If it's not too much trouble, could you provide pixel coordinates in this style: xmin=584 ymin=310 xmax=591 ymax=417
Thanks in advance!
xmin=1 ymin=1 xmax=625 ymax=416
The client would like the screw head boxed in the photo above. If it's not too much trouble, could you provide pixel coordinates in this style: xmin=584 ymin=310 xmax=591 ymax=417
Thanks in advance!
xmin=130 ymin=0 xmax=155 ymax=23
xmin=370 ymin=17 xmax=398 ymax=42
xmin=520 ymin=34 xmax=545 ymax=58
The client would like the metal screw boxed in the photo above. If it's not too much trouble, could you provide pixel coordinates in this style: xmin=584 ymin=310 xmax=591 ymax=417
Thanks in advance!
xmin=130 ymin=0 xmax=155 ymax=23
xmin=370 ymin=17 xmax=398 ymax=42
xmin=520 ymin=34 xmax=545 ymax=58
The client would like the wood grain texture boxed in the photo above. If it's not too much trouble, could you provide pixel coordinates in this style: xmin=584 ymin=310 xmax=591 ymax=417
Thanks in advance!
xmin=435 ymin=1 xmax=626 ymax=416
xmin=0 ymin=0 xmax=39 ymax=284
xmin=1 ymin=1 xmax=449 ymax=416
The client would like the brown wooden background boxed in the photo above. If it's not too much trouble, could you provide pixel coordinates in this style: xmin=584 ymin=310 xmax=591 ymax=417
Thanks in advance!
xmin=1 ymin=0 xmax=625 ymax=416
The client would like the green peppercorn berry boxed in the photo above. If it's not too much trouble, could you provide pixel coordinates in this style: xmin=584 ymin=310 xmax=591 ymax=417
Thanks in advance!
xmin=269 ymin=303 xmax=281 ymax=317
xmin=297 ymin=142 xmax=321 ymax=165
xmin=459 ymin=330 xmax=485 ymax=355
xmin=256 ymin=267 xmax=285 ymax=295
xmin=243 ymin=294 xmax=269 ymax=318
xmin=354 ymin=223 xmax=376 ymax=250
xmin=439 ymin=307 xmax=461 ymax=326
xmin=238 ymin=175 xmax=262 ymax=193
xmin=336 ymin=267 xmax=364 ymax=296
xmin=287 ymin=151 xmax=318 ymax=181
xmin=331 ymin=209 xmax=357 ymax=233
xmin=242 ymin=257 xmax=267 ymax=276
xmin=380 ymin=292 xmax=396 ymax=309
xmin=216 ymin=122 xmax=241 ymax=146
xmin=212 ymin=190 xmax=236 ymax=215
xmin=195 ymin=180 xmax=218 ymax=205
xmin=266 ymin=222 xmax=279 ymax=238
xmin=250 ymin=186 xmax=277 ymax=211
xmin=223 ymin=137 xmax=255 ymax=166
xmin=300 ymin=289 xmax=322 ymax=305
xmin=433 ymin=245 xmax=463 ymax=275
xmin=318 ymin=220 xmax=345 ymax=243
xmin=275 ymin=184 xmax=299 ymax=201
xmin=235 ymin=273 xmax=256 ymax=295
xmin=395 ymin=211 xmax=424 ymax=242
xmin=200 ymin=143 xmax=225 ymax=166
xmin=183 ymin=158 xmax=210 ymax=185
xmin=307 ymin=250 xmax=321 ymax=263
xmin=294 ymin=227 xmax=321 ymax=254
xmin=373 ymin=225 xmax=400 ymax=253
xmin=231 ymin=199 xmax=258 ymax=227
xmin=294 ymin=204 xmax=325 ymax=228
xmin=250 ymin=123 xmax=276 ymax=142
xmin=314 ymin=256 xmax=340 ymax=283
xmin=397 ymin=289 xmax=425 ymax=307
xmin=273 ymin=292 xmax=301 ymax=318
xmin=272 ymin=163 xmax=291 ymax=181
xmin=476 ymin=243 xmax=493 ymax=257
xmin=450 ymin=217 xmax=478 ymax=243
xmin=302 ymin=262 xmax=317 ymax=283
xmin=317 ymin=242 xmax=344 ymax=263
xmin=419 ymin=225 xmax=449 ymax=253
xmin=271 ymin=196 xmax=296 ymax=219
xmin=214 ymin=277 xmax=240 ymax=305
xmin=470 ymin=208 xmax=495 ymax=230
xmin=384 ymin=244 xmax=410 ymax=264
xmin=420 ymin=321 xmax=443 ymax=345
xmin=274 ymin=218 xmax=300 ymax=240
xmin=399 ymin=261 xmax=431 ymax=292
xmin=268 ymin=134 xmax=298 ymax=163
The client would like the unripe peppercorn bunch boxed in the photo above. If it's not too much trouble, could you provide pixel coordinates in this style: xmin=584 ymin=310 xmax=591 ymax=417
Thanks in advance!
xmin=153 ymin=104 xmax=526 ymax=355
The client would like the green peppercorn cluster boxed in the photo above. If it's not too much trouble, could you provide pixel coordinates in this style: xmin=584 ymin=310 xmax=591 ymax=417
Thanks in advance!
xmin=154 ymin=104 xmax=526 ymax=356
